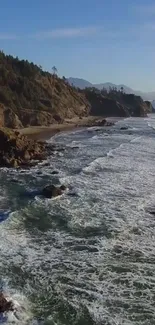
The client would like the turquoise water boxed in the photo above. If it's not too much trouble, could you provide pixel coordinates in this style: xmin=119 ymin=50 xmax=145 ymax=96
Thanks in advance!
xmin=1 ymin=116 xmax=155 ymax=324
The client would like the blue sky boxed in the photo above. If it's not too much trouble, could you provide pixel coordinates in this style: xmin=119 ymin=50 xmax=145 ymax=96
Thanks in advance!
xmin=0 ymin=0 xmax=155 ymax=91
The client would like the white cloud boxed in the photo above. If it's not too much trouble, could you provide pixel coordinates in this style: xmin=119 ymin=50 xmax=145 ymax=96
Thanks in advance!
xmin=32 ymin=23 xmax=155 ymax=43
xmin=33 ymin=26 xmax=102 ymax=39
xmin=0 ymin=33 xmax=18 ymax=40
xmin=1 ymin=23 xmax=154 ymax=43
xmin=134 ymin=4 xmax=155 ymax=15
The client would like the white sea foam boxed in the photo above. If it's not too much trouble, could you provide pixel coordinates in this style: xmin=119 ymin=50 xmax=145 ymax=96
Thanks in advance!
xmin=1 ymin=116 xmax=155 ymax=323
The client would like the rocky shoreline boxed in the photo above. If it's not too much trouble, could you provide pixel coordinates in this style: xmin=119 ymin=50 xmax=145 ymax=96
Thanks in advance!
xmin=0 ymin=128 xmax=48 ymax=168
xmin=0 ymin=117 xmax=127 ymax=316
xmin=0 ymin=118 xmax=114 ymax=168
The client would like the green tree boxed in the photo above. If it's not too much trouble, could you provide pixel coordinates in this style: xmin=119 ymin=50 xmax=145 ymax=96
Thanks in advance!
xmin=52 ymin=66 xmax=58 ymax=76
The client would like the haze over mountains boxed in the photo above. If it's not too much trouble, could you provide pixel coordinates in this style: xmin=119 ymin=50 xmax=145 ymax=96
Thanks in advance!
xmin=68 ymin=78 xmax=155 ymax=102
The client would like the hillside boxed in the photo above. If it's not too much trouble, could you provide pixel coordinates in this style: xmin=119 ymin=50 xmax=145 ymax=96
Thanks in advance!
xmin=0 ymin=52 xmax=151 ymax=129
xmin=68 ymin=77 xmax=155 ymax=101
xmin=83 ymin=87 xmax=150 ymax=117
xmin=0 ymin=52 xmax=90 ymax=128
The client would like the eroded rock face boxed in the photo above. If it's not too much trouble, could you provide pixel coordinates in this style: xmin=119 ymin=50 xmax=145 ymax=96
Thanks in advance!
xmin=0 ymin=105 xmax=23 ymax=129
xmin=0 ymin=127 xmax=47 ymax=168
xmin=3 ymin=108 xmax=23 ymax=129
xmin=0 ymin=293 xmax=14 ymax=313
xmin=41 ymin=184 xmax=66 ymax=198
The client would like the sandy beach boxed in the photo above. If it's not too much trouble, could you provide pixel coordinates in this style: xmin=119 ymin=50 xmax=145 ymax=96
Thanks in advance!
xmin=19 ymin=116 xmax=99 ymax=140
xmin=19 ymin=124 xmax=77 ymax=140
xmin=19 ymin=116 xmax=123 ymax=140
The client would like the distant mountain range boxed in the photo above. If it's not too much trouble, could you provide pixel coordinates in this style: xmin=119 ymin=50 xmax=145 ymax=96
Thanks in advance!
xmin=67 ymin=78 xmax=155 ymax=102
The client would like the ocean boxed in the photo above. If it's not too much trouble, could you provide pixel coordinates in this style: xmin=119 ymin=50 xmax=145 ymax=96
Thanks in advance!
xmin=0 ymin=115 xmax=155 ymax=324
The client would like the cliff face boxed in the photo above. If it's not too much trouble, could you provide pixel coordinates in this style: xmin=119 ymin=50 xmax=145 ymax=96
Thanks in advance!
xmin=84 ymin=91 xmax=129 ymax=117
xmin=83 ymin=88 xmax=149 ymax=118
xmin=0 ymin=52 xmax=90 ymax=128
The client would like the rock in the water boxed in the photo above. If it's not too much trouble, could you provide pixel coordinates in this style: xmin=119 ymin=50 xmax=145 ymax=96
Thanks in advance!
xmin=94 ymin=129 xmax=102 ymax=132
xmin=68 ymin=192 xmax=77 ymax=197
xmin=147 ymin=210 xmax=155 ymax=216
xmin=41 ymin=184 xmax=66 ymax=198
xmin=0 ymin=293 xmax=14 ymax=313
xmin=71 ymin=146 xmax=79 ymax=149
xmin=36 ymin=171 xmax=42 ymax=175
xmin=10 ymin=179 xmax=19 ymax=183
xmin=60 ymin=185 xmax=66 ymax=191
xmin=120 ymin=127 xmax=128 ymax=130
xmin=51 ymin=170 xmax=59 ymax=175
xmin=97 ymin=119 xmax=107 ymax=126
xmin=84 ymin=118 xmax=114 ymax=128
xmin=43 ymin=162 xmax=50 ymax=167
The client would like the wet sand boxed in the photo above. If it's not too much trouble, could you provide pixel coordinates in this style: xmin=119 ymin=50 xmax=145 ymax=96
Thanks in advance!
xmin=19 ymin=124 xmax=77 ymax=140
xmin=19 ymin=116 xmax=123 ymax=140
xmin=19 ymin=116 xmax=99 ymax=140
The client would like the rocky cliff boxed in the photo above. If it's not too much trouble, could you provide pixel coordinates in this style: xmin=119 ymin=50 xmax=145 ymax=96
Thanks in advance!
xmin=0 ymin=52 xmax=90 ymax=128
xmin=83 ymin=88 xmax=150 ymax=118
xmin=0 ymin=52 xmax=150 ymax=128
xmin=84 ymin=90 xmax=129 ymax=117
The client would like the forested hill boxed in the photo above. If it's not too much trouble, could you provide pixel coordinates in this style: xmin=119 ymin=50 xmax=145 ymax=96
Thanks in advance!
xmin=82 ymin=87 xmax=152 ymax=117
xmin=0 ymin=51 xmax=90 ymax=128
xmin=0 ymin=51 xmax=152 ymax=128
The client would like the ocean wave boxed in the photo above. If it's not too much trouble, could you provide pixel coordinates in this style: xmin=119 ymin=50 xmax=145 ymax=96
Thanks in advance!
xmin=1 ymin=117 xmax=155 ymax=324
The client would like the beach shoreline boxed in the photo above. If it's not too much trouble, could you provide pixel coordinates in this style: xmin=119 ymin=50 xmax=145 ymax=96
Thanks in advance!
xmin=19 ymin=116 xmax=123 ymax=140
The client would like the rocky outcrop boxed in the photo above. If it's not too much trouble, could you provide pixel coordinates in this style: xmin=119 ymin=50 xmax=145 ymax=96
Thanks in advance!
xmin=84 ymin=91 xmax=129 ymax=117
xmin=0 ymin=128 xmax=47 ymax=167
xmin=4 ymin=108 xmax=23 ymax=128
xmin=0 ymin=293 xmax=14 ymax=313
xmin=144 ymin=101 xmax=153 ymax=113
xmin=83 ymin=118 xmax=114 ymax=127
xmin=41 ymin=185 xmax=66 ymax=198
xmin=0 ymin=105 xmax=23 ymax=128
xmin=18 ymin=109 xmax=56 ymax=127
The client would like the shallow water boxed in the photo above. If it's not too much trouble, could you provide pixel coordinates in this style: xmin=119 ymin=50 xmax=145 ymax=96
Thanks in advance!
xmin=1 ymin=115 xmax=155 ymax=324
